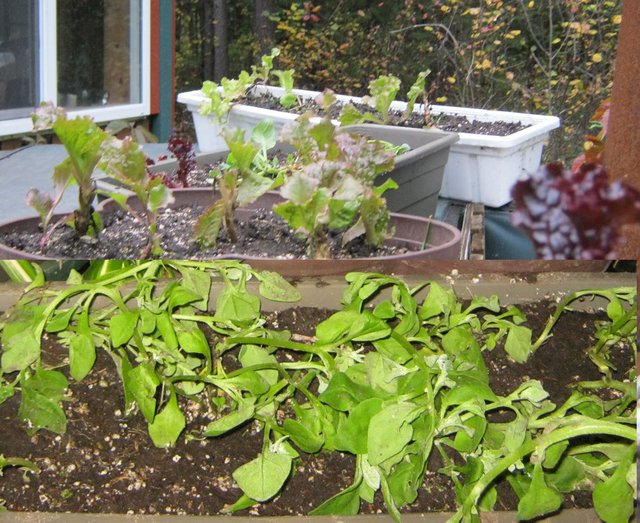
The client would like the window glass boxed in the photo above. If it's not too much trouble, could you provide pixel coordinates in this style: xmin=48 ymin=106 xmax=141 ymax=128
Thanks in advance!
xmin=0 ymin=0 xmax=39 ymax=118
xmin=57 ymin=0 xmax=142 ymax=109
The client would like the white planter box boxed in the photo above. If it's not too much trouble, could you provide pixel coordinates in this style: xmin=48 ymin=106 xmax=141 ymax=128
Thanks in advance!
xmin=178 ymin=86 xmax=560 ymax=207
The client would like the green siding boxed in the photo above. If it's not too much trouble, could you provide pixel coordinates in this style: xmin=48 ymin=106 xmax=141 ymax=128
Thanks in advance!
xmin=151 ymin=0 xmax=174 ymax=141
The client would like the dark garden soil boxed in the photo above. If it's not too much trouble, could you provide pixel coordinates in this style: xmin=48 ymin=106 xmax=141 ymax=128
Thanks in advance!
xmin=244 ymin=91 xmax=530 ymax=137
xmin=0 ymin=302 xmax=633 ymax=516
xmin=0 ymin=206 xmax=408 ymax=260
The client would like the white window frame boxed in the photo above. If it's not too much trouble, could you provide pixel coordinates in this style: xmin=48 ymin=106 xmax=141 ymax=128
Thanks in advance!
xmin=0 ymin=0 xmax=151 ymax=138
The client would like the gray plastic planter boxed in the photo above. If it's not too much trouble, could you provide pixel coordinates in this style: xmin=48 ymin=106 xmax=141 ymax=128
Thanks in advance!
xmin=0 ymin=268 xmax=633 ymax=522
xmin=97 ymin=125 xmax=458 ymax=219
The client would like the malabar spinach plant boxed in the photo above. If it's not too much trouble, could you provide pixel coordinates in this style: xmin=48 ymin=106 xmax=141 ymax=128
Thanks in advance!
xmin=0 ymin=267 xmax=635 ymax=522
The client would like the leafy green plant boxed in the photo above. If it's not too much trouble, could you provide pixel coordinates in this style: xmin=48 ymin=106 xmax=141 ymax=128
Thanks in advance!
xmin=194 ymin=122 xmax=282 ymax=247
xmin=339 ymin=70 xmax=432 ymax=127
xmin=0 ymin=266 xmax=635 ymax=521
xmin=27 ymin=103 xmax=106 ymax=239
xmin=199 ymin=48 xmax=299 ymax=124
xmin=272 ymin=95 xmax=398 ymax=258
xmin=98 ymin=136 xmax=175 ymax=257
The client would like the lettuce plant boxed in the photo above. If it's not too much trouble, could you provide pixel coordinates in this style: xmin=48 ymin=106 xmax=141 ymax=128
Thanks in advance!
xmin=27 ymin=102 xmax=106 ymax=238
xmin=511 ymin=162 xmax=640 ymax=259
xmin=98 ymin=136 xmax=175 ymax=257
xmin=194 ymin=122 xmax=281 ymax=247
xmin=339 ymin=70 xmax=432 ymax=127
xmin=274 ymin=102 xmax=397 ymax=258
xmin=200 ymin=48 xmax=299 ymax=124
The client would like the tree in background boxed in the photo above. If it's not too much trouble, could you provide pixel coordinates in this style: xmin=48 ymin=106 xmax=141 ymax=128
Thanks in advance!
xmin=174 ymin=0 xmax=621 ymax=162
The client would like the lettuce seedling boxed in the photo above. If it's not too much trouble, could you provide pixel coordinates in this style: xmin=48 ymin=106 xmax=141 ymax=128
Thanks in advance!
xmin=167 ymin=131 xmax=196 ymax=187
xmin=28 ymin=102 xmax=106 ymax=238
xmin=99 ymin=136 xmax=175 ymax=257
xmin=511 ymin=162 xmax=640 ymax=259
xmin=274 ymin=109 xmax=397 ymax=258
xmin=194 ymin=124 xmax=279 ymax=247
xmin=339 ymin=70 xmax=433 ymax=127
xmin=200 ymin=70 xmax=255 ymax=125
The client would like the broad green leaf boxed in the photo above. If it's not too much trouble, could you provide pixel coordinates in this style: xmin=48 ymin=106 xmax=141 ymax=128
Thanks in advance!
xmin=420 ymin=282 xmax=455 ymax=320
xmin=1 ymin=328 xmax=40 ymax=373
xmin=258 ymin=271 xmax=301 ymax=302
xmin=69 ymin=332 xmax=96 ymax=381
xmin=367 ymin=403 xmax=417 ymax=466
xmin=180 ymin=267 xmax=211 ymax=310
xmin=282 ymin=418 xmax=324 ymax=453
xmin=452 ymin=414 xmax=486 ymax=454
xmin=194 ymin=201 xmax=224 ymax=248
xmin=54 ymin=116 xmax=106 ymax=181
xmin=545 ymin=456 xmax=586 ymax=493
xmin=127 ymin=364 xmax=160 ymax=423
xmin=364 ymin=352 xmax=411 ymax=394
xmin=232 ymin=450 xmax=292 ymax=502
xmin=239 ymin=346 xmax=278 ymax=386
xmin=593 ymin=454 xmax=635 ymax=523
xmin=251 ymin=120 xmax=277 ymax=150
xmin=237 ymin=174 xmax=274 ymax=207
xmin=517 ymin=462 xmax=563 ymax=520
xmin=319 ymin=372 xmax=377 ymax=412
xmin=148 ymin=391 xmax=186 ymax=448
xmin=542 ymin=440 xmax=570 ymax=469
xmin=109 ymin=311 xmax=138 ymax=347
xmin=372 ymin=337 xmax=411 ymax=363
xmin=279 ymin=172 xmax=318 ymax=205
xmin=504 ymin=325 xmax=533 ymax=363
xmin=167 ymin=285 xmax=205 ymax=311
xmin=442 ymin=326 xmax=475 ymax=354
xmin=335 ymin=397 xmax=384 ymax=454
xmin=177 ymin=328 xmax=211 ymax=362
xmin=18 ymin=369 xmax=68 ymax=435
xmin=0 ymin=383 xmax=15 ymax=406
xmin=215 ymin=286 xmax=261 ymax=326
xmin=147 ymin=181 xmax=174 ymax=213
xmin=44 ymin=307 xmax=76 ymax=333
xmin=204 ymin=399 xmax=256 ymax=437
xmin=310 ymin=476 xmax=362 ymax=516
xmin=156 ymin=311 xmax=179 ymax=350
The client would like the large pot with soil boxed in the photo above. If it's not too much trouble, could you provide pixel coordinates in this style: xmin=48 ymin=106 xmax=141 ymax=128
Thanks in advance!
xmin=0 ymin=262 xmax=635 ymax=521
xmin=0 ymin=189 xmax=462 ymax=263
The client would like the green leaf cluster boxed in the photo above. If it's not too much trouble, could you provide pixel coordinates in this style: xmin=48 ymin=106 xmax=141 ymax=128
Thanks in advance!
xmin=0 ymin=266 xmax=635 ymax=521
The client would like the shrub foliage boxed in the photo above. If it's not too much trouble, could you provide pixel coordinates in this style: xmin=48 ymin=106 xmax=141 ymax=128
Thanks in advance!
xmin=176 ymin=0 xmax=622 ymax=161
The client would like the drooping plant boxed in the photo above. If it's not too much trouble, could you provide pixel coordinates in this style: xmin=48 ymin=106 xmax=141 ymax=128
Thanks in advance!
xmin=1 ymin=264 xmax=635 ymax=521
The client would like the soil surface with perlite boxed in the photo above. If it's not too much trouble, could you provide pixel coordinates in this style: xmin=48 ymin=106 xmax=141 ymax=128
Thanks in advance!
xmin=0 ymin=302 xmax=632 ymax=517
xmin=0 ymin=206 xmax=409 ymax=260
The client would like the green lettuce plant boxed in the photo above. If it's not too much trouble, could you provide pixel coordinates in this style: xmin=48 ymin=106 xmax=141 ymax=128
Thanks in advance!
xmin=339 ymin=70 xmax=433 ymax=127
xmin=28 ymin=102 xmax=106 ymax=239
xmin=194 ymin=122 xmax=283 ymax=247
xmin=199 ymin=48 xmax=299 ymax=124
xmin=273 ymin=93 xmax=397 ymax=258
